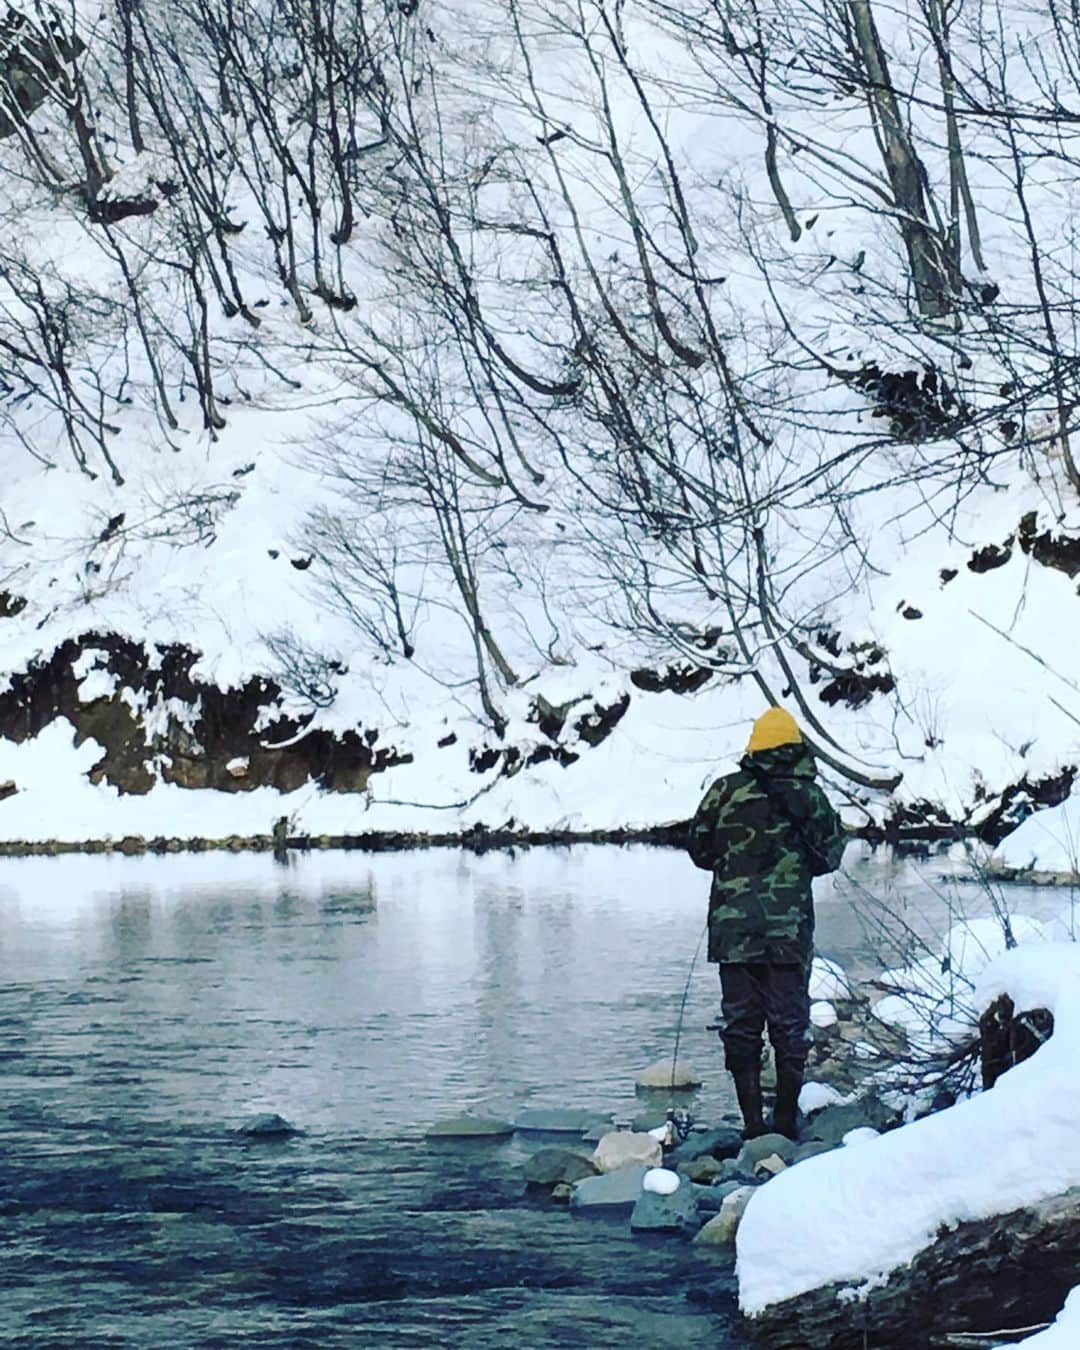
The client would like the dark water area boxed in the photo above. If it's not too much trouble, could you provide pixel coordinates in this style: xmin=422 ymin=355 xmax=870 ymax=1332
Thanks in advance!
xmin=0 ymin=845 xmax=1060 ymax=1346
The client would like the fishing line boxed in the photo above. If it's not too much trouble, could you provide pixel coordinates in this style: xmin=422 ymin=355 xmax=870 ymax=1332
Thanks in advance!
xmin=670 ymin=917 xmax=710 ymax=1094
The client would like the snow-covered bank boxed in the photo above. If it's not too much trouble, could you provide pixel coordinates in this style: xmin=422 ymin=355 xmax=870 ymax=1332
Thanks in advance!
xmin=992 ymin=791 xmax=1080 ymax=880
xmin=736 ymin=941 xmax=1080 ymax=1318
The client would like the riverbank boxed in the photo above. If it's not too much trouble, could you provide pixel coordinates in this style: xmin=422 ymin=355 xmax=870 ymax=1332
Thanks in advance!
xmin=3 ymin=821 xmax=1076 ymax=862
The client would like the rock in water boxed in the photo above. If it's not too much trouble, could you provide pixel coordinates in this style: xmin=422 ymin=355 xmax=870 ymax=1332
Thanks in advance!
xmin=522 ymin=1147 xmax=599 ymax=1187
xmin=236 ymin=1113 xmax=299 ymax=1139
xmin=592 ymin=1130 xmax=663 ymax=1173
xmin=693 ymin=1186 xmax=756 ymax=1246
xmin=425 ymin=1115 xmax=515 ymax=1139
xmin=570 ymin=1165 xmax=651 ymax=1214
xmin=631 ymin=1176 xmax=700 ymax=1234
xmin=635 ymin=1058 xmax=702 ymax=1090
xmin=515 ymin=1107 xmax=613 ymax=1135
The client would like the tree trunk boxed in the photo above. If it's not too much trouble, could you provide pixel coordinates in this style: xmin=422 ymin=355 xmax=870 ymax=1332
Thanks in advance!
xmin=745 ymin=1188 xmax=1080 ymax=1349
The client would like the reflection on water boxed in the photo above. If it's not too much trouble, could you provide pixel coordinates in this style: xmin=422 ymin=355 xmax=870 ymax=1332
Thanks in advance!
xmin=0 ymin=844 xmax=1064 ymax=1344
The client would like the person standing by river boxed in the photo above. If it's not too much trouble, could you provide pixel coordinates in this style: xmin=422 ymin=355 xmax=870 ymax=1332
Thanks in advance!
xmin=688 ymin=708 xmax=846 ymax=1140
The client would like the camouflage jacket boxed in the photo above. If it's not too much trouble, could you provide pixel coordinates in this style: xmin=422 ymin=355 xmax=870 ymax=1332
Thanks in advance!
xmin=688 ymin=743 xmax=846 ymax=965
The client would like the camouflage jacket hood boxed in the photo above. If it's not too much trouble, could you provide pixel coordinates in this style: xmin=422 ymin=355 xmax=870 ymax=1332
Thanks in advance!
xmin=688 ymin=742 xmax=846 ymax=964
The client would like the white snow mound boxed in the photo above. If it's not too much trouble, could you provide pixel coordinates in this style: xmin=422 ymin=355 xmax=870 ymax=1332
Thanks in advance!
xmin=737 ymin=942 xmax=1080 ymax=1316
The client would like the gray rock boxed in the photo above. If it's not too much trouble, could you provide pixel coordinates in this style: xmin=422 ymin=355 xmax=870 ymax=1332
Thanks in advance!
xmin=690 ymin=1180 xmax=744 ymax=1214
xmin=753 ymin=1153 xmax=787 ymax=1179
xmin=667 ymin=1124 xmax=744 ymax=1165
xmin=635 ymin=1059 xmax=702 ymax=1090
xmin=631 ymin=1110 xmax=668 ymax=1133
xmin=802 ymin=1104 xmax=872 ymax=1147
xmin=803 ymin=1097 xmax=898 ymax=1146
xmin=718 ymin=1157 xmax=759 ymax=1185
xmin=425 ymin=1115 xmax=515 ymax=1139
xmin=630 ymin=1178 xmax=700 ymax=1234
xmin=516 ymin=1107 xmax=613 ymax=1135
xmin=693 ymin=1186 xmax=755 ymax=1246
xmin=792 ymin=1139 xmax=835 ymax=1164
xmin=680 ymin=1156 xmax=724 ymax=1185
xmin=592 ymin=1130 xmax=662 ymax=1173
xmin=736 ymin=1132 xmax=797 ymax=1170
xmin=236 ymin=1113 xmax=299 ymax=1140
xmin=522 ymin=1147 xmax=598 ymax=1188
xmin=570 ymin=1165 xmax=650 ymax=1214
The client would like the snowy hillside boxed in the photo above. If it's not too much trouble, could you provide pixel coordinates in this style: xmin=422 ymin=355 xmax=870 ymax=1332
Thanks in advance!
xmin=0 ymin=0 xmax=1076 ymax=844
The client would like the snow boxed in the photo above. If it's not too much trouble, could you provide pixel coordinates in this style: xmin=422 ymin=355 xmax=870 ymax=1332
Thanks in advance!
xmin=810 ymin=1000 xmax=837 ymax=1029
xmin=1014 ymin=1289 xmax=1080 ymax=1349
xmin=643 ymin=1168 xmax=681 ymax=1196
xmin=995 ymin=792 xmax=1080 ymax=876
xmin=841 ymin=1127 xmax=880 ymax=1148
xmin=873 ymin=914 xmax=1054 ymax=1050
xmin=810 ymin=958 xmax=851 ymax=1002
xmin=737 ymin=942 xmax=1080 ymax=1316
xmin=798 ymin=1082 xmax=851 ymax=1115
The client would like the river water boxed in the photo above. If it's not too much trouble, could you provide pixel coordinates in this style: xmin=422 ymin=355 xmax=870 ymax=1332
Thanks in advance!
xmin=0 ymin=845 xmax=1064 ymax=1347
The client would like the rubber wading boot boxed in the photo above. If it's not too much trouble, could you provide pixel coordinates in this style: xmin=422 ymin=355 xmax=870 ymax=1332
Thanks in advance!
xmin=772 ymin=1067 xmax=803 ymax=1141
xmin=731 ymin=1067 xmax=766 ymax=1140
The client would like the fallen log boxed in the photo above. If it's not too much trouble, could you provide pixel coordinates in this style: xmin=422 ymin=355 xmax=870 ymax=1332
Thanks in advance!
xmin=744 ymin=1187 xmax=1080 ymax=1350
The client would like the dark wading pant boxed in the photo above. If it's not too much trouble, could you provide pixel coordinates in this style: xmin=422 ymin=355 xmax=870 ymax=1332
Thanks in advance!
xmin=718 ymin=962 xmax=811 ymax=1074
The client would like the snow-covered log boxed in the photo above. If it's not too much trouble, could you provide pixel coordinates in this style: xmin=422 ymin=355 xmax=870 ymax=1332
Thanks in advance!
xmin=744 ymin=1188 xmax=1080 ymax=1350
xmin=737 ymin=944 xmax=1080 ymax=1349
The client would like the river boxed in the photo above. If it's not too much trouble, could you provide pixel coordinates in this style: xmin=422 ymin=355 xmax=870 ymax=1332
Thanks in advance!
xmin=0 ymin=844 xmax=1063 ymax=1346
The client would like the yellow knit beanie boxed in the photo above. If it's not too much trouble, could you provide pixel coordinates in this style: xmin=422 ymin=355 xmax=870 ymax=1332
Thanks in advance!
xmin=747 ymin=707 xmax=802 ymax=755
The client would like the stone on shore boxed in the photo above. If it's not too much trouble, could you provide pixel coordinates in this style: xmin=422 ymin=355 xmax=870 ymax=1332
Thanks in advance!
xmin=753 ymin=1153 xmax=787 ymax=1179
xmin=667 ymin=1124 xmax=743 ymax=1165
xmin=515 ymin=1107 xmax=613 ymax=1135
xmin=631 ymin=1175 xmax=700 ymax=1234
xmin=792 ymin=1140 xmax=834 ymax=1164
xmin=736 ymin=1133 xmax=797 ymax=1170
xmin=522 ymin=1147 xmax=599 ymax=1187
xmin=425 ymin=1115 xmax=515 ymax=1139
xmin=570 ymin=1165 xmax=650 ymax=1213
xmin=635 ymin=1059 xmax=702 ymax=1090
xmin=694 ymin=1186 xmax=756 ymax=1246
xmin=680 ymin=1155 xmax=724 ymax=1184
xmin=592 ymin=1130 xmax=663 ymax=1173
xmin=802 ymin=1099 xmax=894 ymax=1147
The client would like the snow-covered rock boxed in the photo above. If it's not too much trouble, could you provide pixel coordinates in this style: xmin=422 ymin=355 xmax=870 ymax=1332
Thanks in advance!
xmin=810 ymin=1000 xmax=838 ymax=1029
xmin=798 ymin=1082 xmax=850 ymax=1115
xmin=994 ymin=792 xmax=1080 ymax=877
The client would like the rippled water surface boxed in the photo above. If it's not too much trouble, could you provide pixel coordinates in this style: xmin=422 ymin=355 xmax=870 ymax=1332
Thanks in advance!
xmin=0 ymin=845 xmax=1062 ymax=1346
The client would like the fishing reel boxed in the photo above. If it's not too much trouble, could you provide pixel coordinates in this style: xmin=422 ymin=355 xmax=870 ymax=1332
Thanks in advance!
xmin=663 ymin=1106 xmax=694 ymax=1146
